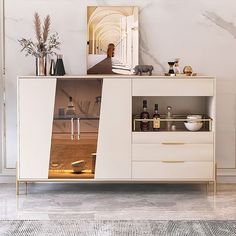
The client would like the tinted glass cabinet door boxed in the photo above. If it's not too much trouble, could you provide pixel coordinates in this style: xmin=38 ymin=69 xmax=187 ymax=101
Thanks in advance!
xmin=49 ymin=79 xmax=102 ymax=179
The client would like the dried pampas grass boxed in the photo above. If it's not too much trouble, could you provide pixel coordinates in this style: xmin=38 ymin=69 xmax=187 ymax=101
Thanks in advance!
xmin=19 ymin=12 xmax=60 ymax=58
xmin=43 ymin=15 xmax=50 ymax=43
xmin=34 ymin=12 xmax=51 ymax=44
xmin=34 ymin=12 xmax=42 ymax=43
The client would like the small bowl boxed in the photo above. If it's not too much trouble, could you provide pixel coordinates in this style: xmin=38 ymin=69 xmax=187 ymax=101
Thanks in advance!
xmin=184 ymin=122 xmax=203 ymax=131
xmin=71 ymin=160 xmax=86 ymax=173
xmin=187 ymin=115 xmax=202 ymax=123
xmin=187 ymin=114 xmax=202 ymax=119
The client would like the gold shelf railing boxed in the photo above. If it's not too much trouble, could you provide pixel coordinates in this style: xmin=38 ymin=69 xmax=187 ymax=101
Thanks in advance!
xmin=133 ymin=115 xmax=213 ymax=132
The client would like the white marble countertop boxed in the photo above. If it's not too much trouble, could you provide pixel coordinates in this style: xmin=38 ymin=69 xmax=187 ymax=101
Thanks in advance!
xmin=17 ymin=75 xmax=215 ymax=79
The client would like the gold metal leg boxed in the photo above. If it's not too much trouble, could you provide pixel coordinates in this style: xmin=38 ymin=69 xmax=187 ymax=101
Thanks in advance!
xmin=214 ymin=162 xmax=217 ymax=195
xmin=25 ymin=182 xmax=28 ymax=195
xmin=16 ymin=180 xmax=19 ymax=195
xmin=16 ymin=161 xmax=19 ymax=195
xmin=206 ymin=182 xmax=209 ymax=194
xmin=214 ymin=181 xmax=217 ymax=195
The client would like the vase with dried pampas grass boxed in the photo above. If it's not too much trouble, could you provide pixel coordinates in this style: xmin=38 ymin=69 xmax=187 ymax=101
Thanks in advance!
xmin=19 ymin=12 xmax=61 ymax=76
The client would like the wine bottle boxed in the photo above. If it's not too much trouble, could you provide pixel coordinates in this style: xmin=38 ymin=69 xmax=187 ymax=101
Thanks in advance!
xmin=166 ymin=106 xmax=173 ymax=131
xmin=153 ymin=104 xmax=160 ymax=131
xmin=140 ymin=100 xmax=150 ymax=131
xmin=66 ymin=96 xmax=76 ymax=116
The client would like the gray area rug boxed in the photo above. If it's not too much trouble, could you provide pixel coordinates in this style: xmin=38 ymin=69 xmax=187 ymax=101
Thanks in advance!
xmin=0 ymin=220 xmax=236 ymax=236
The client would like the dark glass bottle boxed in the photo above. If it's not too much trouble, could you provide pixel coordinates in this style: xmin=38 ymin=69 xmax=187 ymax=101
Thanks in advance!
xmin=140 ymin=100 xmax=150 ymax=131
xmin=153 ymin=104 xmax=160 ymax=131
xmin=55 ymin=54 xmax=66 ymax=76
xmin=66 ymin=96 xmax=76 ymax=116
xmin=49 ymin=59 xmax=56 ymax=76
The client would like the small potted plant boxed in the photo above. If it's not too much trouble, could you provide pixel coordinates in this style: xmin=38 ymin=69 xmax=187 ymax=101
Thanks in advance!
xmin=19 ymin=12 xmax=60 ymax=76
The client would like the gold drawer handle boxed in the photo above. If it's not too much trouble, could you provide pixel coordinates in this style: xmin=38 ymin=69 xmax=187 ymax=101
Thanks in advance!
xmin=161 ymin=160 xmax=185 ymax=163
xmin=161 ymin=141 xmax=185 ymax=145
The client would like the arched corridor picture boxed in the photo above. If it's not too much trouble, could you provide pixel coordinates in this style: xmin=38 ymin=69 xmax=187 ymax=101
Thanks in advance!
xmin=87 ymin=6 xmax=139 ymax=75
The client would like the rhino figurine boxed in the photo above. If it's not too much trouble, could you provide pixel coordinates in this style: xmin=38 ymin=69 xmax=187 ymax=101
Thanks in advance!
xmin=134 ymin=65 xmax=154 ymax=76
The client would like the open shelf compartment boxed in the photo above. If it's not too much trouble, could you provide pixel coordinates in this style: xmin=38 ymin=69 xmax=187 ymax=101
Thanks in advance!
xmin=132 ymin=96 xmax=215 ymax=132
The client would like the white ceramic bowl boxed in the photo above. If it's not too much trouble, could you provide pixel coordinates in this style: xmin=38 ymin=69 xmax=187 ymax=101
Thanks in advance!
xmin=71 ymin=160 xmax=86 ymax=173
xmin=187 ymin=115 xmax=202 ymax=123
xmin=187 ymin=115 xmax=202 ymax=119
xmin=184 ymin=122 xmax=203 ymax=131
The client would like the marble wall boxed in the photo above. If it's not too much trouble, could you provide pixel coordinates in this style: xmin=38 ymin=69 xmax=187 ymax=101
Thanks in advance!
xmin=3 ymin=0 xmax=236 ymax=177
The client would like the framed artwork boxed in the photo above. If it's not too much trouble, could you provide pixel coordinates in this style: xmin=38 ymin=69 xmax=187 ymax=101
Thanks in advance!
xmin=87 ymin=6 xmax=139 ymax=75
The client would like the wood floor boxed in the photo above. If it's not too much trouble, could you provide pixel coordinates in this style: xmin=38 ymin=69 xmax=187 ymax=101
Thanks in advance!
xmin=49 ymin=135 xmax=97 ymax=179
xmin=48 ymin=170 xmax=94 ymax=179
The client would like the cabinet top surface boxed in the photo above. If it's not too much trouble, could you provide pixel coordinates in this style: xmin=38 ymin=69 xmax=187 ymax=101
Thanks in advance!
xmin=18 ymin=75 xmax=215 ymax=80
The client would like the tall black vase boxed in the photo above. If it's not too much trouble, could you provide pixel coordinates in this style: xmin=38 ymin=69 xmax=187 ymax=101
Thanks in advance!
xmin=55 ymin=54 xmax=66 ymax=76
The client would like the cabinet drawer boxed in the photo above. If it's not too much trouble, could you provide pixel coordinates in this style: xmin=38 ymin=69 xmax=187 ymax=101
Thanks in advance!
xmin=132 ymin=144 xmax=213 ymax=161
xmin=132 ymin=79 xmax=214 ymax=96
xmin=132 ymin=161 xmax=214 ymax=179
xmin=132 ymin=132 xmax=213 ymax=144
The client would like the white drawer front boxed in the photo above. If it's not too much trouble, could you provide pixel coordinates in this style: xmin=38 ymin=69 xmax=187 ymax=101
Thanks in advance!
xmin=132 ymin=79 xmax=214 ymax=96
xmin=132 ymin=144 xmax=213 ymax=161
xmin=132 ymin=132 xmax=213 ymax=144
xmin=132 ymin=161 xmax=214 ymax=180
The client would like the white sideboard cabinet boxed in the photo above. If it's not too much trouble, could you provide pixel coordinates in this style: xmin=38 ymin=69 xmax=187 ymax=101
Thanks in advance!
xmin=17 ymin=75 xmax=216 ymax=194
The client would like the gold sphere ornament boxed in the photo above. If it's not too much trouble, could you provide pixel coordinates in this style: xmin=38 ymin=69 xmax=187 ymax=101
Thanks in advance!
xmin=183 ymin=66 xmax=193 ymax=76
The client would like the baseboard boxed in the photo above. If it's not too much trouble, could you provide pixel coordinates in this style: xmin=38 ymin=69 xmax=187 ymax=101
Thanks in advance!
xmin=0 ymin=175 xmax=15 ymax=183
xmin=218 ymin=175 xmax=236 ymax=183
xmin=217 ymin=168 xmax=236 ymax=183
xmin=0 ymin=168 xmax=16 ymax=183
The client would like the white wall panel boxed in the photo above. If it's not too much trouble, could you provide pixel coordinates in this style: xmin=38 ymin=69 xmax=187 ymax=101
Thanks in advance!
xmin=0 ymin=0 xmax=4 ymax=172
xmin=216 ymin=125 xmax=235 ymax=169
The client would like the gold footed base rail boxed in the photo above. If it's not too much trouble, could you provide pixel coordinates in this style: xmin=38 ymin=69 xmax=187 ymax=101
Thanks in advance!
xmin=16 ymin=162 xmax=218 ymax=195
